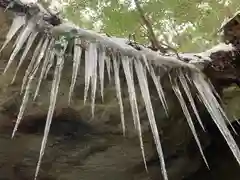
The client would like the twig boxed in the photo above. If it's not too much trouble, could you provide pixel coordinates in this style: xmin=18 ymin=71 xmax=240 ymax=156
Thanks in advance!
xmin=133 ymin=0 xmax=182 ymax=59
xmin=133 ymin=0 xmax=166 ymax=53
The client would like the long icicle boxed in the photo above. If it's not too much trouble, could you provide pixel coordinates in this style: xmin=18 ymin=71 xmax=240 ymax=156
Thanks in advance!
xmin=98 ymin=47 xmax=106 ymax=101
xmin=122 ymin=57 xmax=137 ymax=128
xmin=113 ymin=53 xmax=125 ymax=136
xmin=148 ymin=64 xmax=169 ymax=116
xmin=34 ymin=40 xmax=67 ymax=180
xmin=90 ymin=44 xmax=98 ymax=117
xmin=206 ymin=79 xmax=238 ymax=134
xmin=134 ymin=58 xmax=168 ymax=180
xmin=83 ymin=45 xmax=90 ymax=104
xmin=105 ymin=56 xmax=112 ymax=82
xmin=11 ymin=30 xmax=39 ymax=84
xmin=12 ymin=37 xmax=48 ymax=137
xmin=68 ymin=38 xmax=82 ymax=105
xmin=178 ymin=69 xmax=205 ymax=131
xmin=121 ymin=56 xmax=148 ymax=171
xmin=34 ymin=38 xmax=55 ymax=100
xmin=12 ymin=62 xmax=40 ymax=138
xmin=84 ymin=43 xmax=96 ymax=104
xmin=20 ymin=37 xmax=45 ymax=93
xmin=192 ymin=72 xmax=240 ymax=166
xmin=0 ymin=15 xmax=26 ymax=52
xmin=44 ymin=50 xmax=55 ymax=79
xmin=3 ymin=15 xmax=40 ymax=74
xmin=169 ymin=72 xmax=209 ymax=168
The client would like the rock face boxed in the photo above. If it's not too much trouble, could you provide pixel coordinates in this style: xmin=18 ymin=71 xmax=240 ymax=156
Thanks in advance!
xmin=0 ymin=9 xmax=240 ymax=180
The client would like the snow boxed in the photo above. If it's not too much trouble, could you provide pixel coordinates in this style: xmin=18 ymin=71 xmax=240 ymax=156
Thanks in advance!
xmin=19 ymin=0 xmax=37 ymax=4
xmin=220 ymin=11 xmax=240 ymax=30
xmin=198 ymin=43 xmax=235 ymax=58
xmin=179 ymin=43 xmax=235 ymax=63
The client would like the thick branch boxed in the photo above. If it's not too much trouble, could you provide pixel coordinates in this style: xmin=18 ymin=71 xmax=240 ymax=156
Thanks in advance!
xmin=133 ymin=0 xmax=166 ymax=53
xmin=133 ymin=0 xmax=182 ymax=59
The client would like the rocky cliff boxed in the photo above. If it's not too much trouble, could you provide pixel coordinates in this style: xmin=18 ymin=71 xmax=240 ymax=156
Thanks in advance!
xmin=0 ymin=9 xmax=240 ymax=180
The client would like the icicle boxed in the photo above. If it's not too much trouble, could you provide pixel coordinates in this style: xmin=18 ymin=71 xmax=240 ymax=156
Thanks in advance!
xmin=206 ymin=80 xmax=237 ymax=134
xmin=12 ymin=27 xmax=25 ymax=49
xmin=90 ymin=44 xmax=98 ymax=117
xmin=148 ymin=65 xmax=169 ymax=116
xmin=218 ymin=103 xmax=238 ymax=135
xmin=98 ymin=47 xmax=106 ymax=101
xmin=84 ymin=43 xmax=97 ymax=104
xmin=105 ymin=56 xmax=112 ymax=82
xmin=208 ymin=79 xmax=222 ymax=102
xmin=68 ymin=38 xmax=82 ymax=105
xmin=178 ymin=69 xmax=205 ymax=131
xmin=11 ymin=37 xmax=49 ymax=138
xmin=206 ymin=78 xmax=238 ymax=134
xmin=192 ymin=72 xmax=240 ymax=166
xmin=20 ymin=37 xmax=44 ymax=94
xmin=34 ymin=38 xmax=55 ymax=100
xmin=121 ymin=56 xmax=148 ymax=171
xmin=142 ymin=55 xmax=150 ymax=86
xmin=121 ymin=57 xmax=137 ymax=128
xmin=3 ymin=15 xmax=39 ymax=74
xmin=11 ymin=50 xmax=44 ymax=138
xmin=113 ymin=54 xmax=125 ymax=136
xmin=134 ymin=58 xmax=168 ymax=180
xmin=44 ymin=50 xmax=55 ymax=79
xmin=0 ymin=15 xmax=26 ymax=52
xmin=169 ymin=73 xmax=208 ymax=168
xmin=143 ymin=66 xmax=148 ymax=84
xmin=141 ymin=54 xmax=150 ymax=71
xmin=233 ymin=116 xmax=240 ymax=125
xmin=34 ymin=41 xmax=67 ymax=180
xmin=11 ymin=31 xmax=39 ymax=84
xmin=84 ymin=46 xmax=90 ymax=104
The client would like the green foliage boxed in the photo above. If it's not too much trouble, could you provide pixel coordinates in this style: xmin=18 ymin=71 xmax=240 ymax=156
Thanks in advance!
xmin=60 ymin=0 xmax=240 ymax=52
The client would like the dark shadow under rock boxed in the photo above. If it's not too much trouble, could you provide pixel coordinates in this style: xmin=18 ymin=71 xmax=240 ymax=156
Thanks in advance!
xmin=16 ymin=108 xmax=92 ymax=137
xmin=183 ymin=119 xmax=240 ymax=180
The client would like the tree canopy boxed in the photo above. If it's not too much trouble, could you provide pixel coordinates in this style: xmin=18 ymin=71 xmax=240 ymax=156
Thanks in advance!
xmin=53 ymin=0 xmax=240 ymax=52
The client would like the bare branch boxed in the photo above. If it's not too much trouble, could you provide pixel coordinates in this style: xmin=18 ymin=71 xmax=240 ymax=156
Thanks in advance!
xmin=133 ymin=0 xmax=182 ymax=59
xmin=133 ymin=0 xmax=166 ymax=53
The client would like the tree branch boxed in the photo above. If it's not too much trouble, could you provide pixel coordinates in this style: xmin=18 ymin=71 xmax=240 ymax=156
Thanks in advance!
xmin=133 ymin=0 xmax=167 ymax=53
xmin=133 ymin=0 xmax=183 ymax=60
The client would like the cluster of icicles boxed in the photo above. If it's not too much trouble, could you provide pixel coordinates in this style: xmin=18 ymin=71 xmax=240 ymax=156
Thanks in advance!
xmin=1 ymin=12 xmax=240 ymax=180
